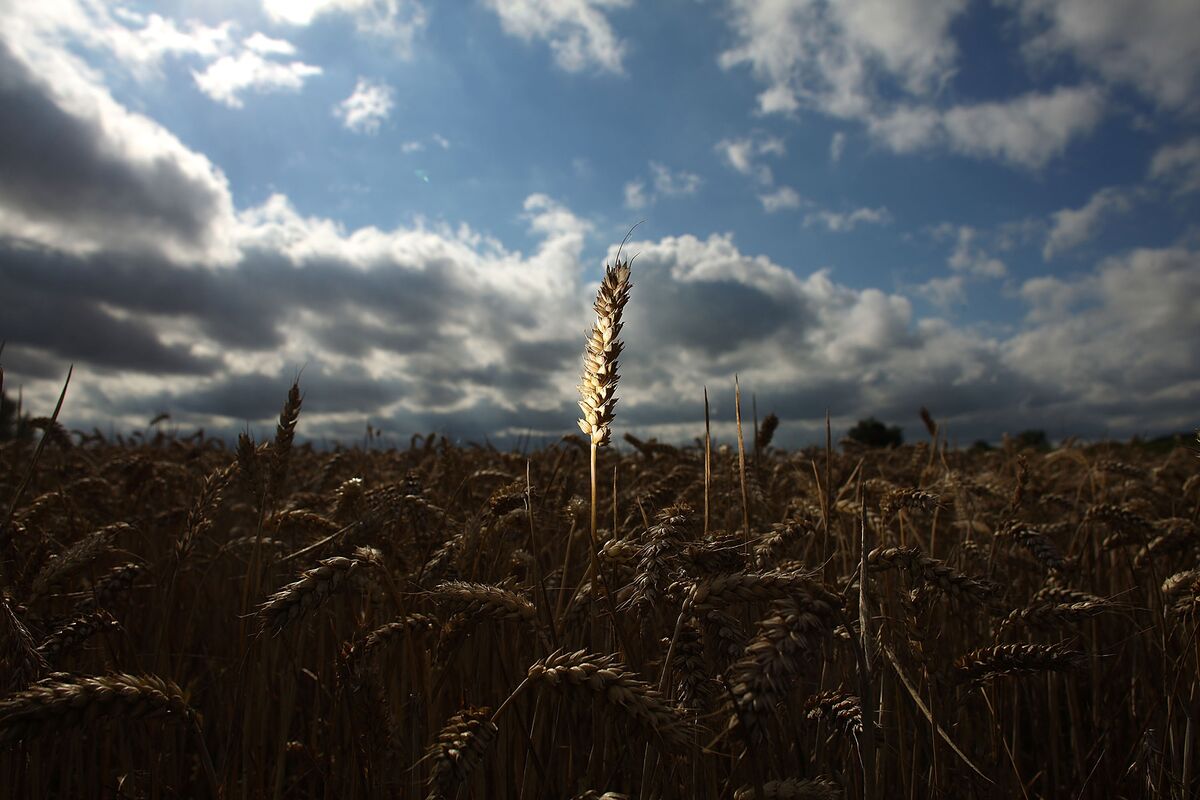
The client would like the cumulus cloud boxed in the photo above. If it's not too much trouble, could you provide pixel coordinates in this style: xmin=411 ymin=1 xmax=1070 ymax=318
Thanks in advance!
xmin=1043 ymin=187 xmax=1133 ymax=260
xmin=483 ymin=0 xmax=631 ymax=75
xmin=263 ymin=0 xmax=428 ymax=55
xmin=624 ymin=162 xmax=702 ymax=208
xmin=1006 ymin=0 xmax=1200 ymax=112
xmin=759 ymin=187 xmax=803 ymax=213
xmin=719 ymin=0 xmax=965 ymax=119
xmin=718 ymin=1 xmax=1107 ymax=169
xmin=830 ymin=131 xmax=846 ymax=163
xmin=623 ymin=180 xmax=647 ymax=210
xmin=1149 ymin=138 xmax=1200 ymax=195
xmin=334 ymin=77 xmax=394 ymax=134
xmin=193 ymin=48 xmax=322 ymax=108
xmin=0 ymin=33 xmax=236 ymax=266
xmin=804 ymin=206 xmax=891 ymax=232
xmin=715 ymin=134 xmax=785 ymax=185
xmin=945 ymin=226 xmax=1008 ymax=278
xmin=1007 ymin=246 xmax=1200 ymax=430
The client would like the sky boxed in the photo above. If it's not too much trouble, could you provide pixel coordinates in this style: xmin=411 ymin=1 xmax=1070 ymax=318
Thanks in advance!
xmin=1 ymin=0 xmax=1198 ymax=448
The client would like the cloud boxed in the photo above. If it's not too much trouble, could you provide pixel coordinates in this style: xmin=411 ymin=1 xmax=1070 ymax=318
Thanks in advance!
xmin=0 ymin=33 xmax=236 ymax=266
xmin=759 ymin=187 xmax=803 ymax=213
xmin=1006 ymin=0 xmax=1200 ymax=111
xmin=719 ymin=0 xmax=966 ymax=119
xmin=262 ymin=0 xmax=428 ymax=55
xmin=917 ymin=275 xmax=966 ymax=309
xmin=650 ymin=162 xmax=702 ymax=197
xmin=718 ymin=1 xmax=1106 ymax=169
xmin=1007 ymin=246 xmax=1200 ymax=428
xmin=939 ymin=86 xmax=1105 ymax=169
xmin=334 ymin=77 xmax=394 ymax=134
xmin=624 ymin=180 xmax=647 ymax=210
xmin=1043 ymin=187 xmax=1133 ymax=260
xmin=945 ymin=226 xmax=1007 ymax=278
xmin=624 ymin=162 xmax=702 ymax=208
xmin=1149 ymin=138 xmax=1200 ymax=195
xmin=830 ymin=131 xmax=846 ymax=163
xmin=483 ymin=0 xmax=631 ymax=75
xmin=192 ymin=48 xmax=322 ymax=108
xmin=804 ymin=206 xmax=891 ymax=232
xmin=715 ymin=134 xmax=785 ymax=185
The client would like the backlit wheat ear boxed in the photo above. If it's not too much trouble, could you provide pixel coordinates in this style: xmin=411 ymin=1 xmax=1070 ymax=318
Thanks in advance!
xmin=578 ymin=258 xmax=632 ymax=448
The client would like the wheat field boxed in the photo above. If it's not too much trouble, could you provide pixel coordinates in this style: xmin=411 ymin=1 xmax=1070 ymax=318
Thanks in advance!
xmin=0 ymin=265 xmax=1197 ymax=799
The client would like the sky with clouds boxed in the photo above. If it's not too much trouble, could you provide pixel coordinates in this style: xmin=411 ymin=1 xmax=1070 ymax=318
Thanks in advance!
xmin=1 ymin=0 xmax=1198 ymax=447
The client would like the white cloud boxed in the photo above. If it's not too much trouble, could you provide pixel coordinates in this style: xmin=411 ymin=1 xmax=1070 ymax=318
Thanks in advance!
xmin=624 ymin=180 xmax=647 ymax=210
xmin=432 ymin=133 xmax=450 ymax=149
xmin=718 ymin=1 xmax=1106 ymax=169
xmin=483 ymin=0 xmax=631 ymax=75
xmin=5 ymin=1 xmax=233 ymax=79
xmin=719 ymin=0 xmax=967 ymax=119
xmin=918 ymin=275 xmax=966 ymax=309
xmin=650 ymin=162 xmax=702 ymax=197
xmin=759 ymin=186 xmax=802 ymax=213
xmin=1149 ymin=138 xmax=1200 ymax=195
xmin=625 ymin=162 xmax=702 ymax=208
xmin=1008 ymin=246 xmax=1200 ymax=417
xmin=716 ymin=135 xmax=785 ymax=185
xmin=940 ymin=86 xmax=1105 ymax=169
xmin=804 ymin=206 xmax=891 ymax=232
xmin=263 ymin=0 xmax=428 ymax=55
xmin=334 ymin=77 xmax=395 ymax=134
xmin=193 ymin=50 xmax=322 ymax=108
xmin=947 ymin=226 xmax=1007 ymax=278
xmin=0 ymin=11 xmax=237 ymax=266
xmin=1007 ymin=0 xmax=1200 ymax=111
xmin=400 ymin=140 xmax=424 ymax=153
xmin=830 ymin=131 xmax=846 ymax=163
xmin=243 ymin=32 xmax=296 ymax=56
xmin=1043 ymin=187 xmax=1132 ymax=260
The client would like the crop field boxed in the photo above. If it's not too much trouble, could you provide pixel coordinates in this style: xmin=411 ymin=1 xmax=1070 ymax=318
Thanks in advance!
xmin=0 ymin=263 xmax=1197 ymax=800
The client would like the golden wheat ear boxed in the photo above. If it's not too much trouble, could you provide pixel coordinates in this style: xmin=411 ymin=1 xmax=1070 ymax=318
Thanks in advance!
xmin=578 ymin=258 xmax=632 ymax=448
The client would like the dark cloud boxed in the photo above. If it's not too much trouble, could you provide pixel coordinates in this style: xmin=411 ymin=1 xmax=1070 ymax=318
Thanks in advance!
xmin=0 ymin=39 xmax=231 ymax=260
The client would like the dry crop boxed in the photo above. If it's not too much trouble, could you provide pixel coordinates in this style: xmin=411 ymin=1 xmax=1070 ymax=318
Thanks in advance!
xmin=0 ymin=278 xmax=1197 ymax=799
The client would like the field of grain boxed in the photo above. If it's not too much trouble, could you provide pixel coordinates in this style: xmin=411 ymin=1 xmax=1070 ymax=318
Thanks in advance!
xmin=0 ymin=263 xmax=1197 ymax=799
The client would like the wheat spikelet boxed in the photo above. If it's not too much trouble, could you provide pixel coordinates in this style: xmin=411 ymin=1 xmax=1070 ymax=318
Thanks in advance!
xmin=805 ymin=690 xmax=863 ymax=738
xmin=733 ymin=778 xmax=842 ymax=799
xmin=578 ymin=258 xmax=632 ymax=447
xmin=429 ymin=581 xmax=539 ymax=627
xmin=74 ymin=561 xmax=144 ymax=614
xmin=425 ymin=706 xmax=497 ymax=800
xmin=1162 ymin=570 xmax=1200 ymax=616
xmin=270 ymin=380 xmax=302 ymax=494
xmin=30 ymin=523 xmax=132 ymax=598
xmin=572 ymin=792 xmax=630 ymax=800
xmin=257 ymin=555 xmax=358 ymax=636
xmin=342 ymin=613 xmax=435 ymax=682
xmin=0 ymin=673 xmax=194 ymax=746
xmin=526 ymin=649 xmax=691 ymax=749
xmin=996 ymin=521 xmax=1066 ymax=573
xmin=866 ymin=546 xmax=995 ymax=604
xmin=177 ymin=463 xmax=234 ymax=563
xmin=880 ymin=488 xmax=941 ymax=520
xmin=756 ymin=413 xmax=780 ymax=450
xmin=954 ymin=642 xmax=1083 ymax=684
xmin=728 ymin=591 xmax=838 ymax=742
xmin=1001 ymin=598 xmax=1115 ymax=630
xmin=689 ymin=567 xmax=824 ymax=608
xmin=36 ymin=609 xmax=119 ymax=664
xmin=1 ymin=596 xmax=47 ymax=689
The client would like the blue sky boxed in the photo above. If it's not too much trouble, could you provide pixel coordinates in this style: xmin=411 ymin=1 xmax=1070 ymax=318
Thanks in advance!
xmin=1 ymin=0 xmax=1198 ymax=447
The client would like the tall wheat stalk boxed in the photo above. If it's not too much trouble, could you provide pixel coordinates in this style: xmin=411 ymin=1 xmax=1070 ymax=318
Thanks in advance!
xmin=577 ymin=254 xmax=632 ymax=631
